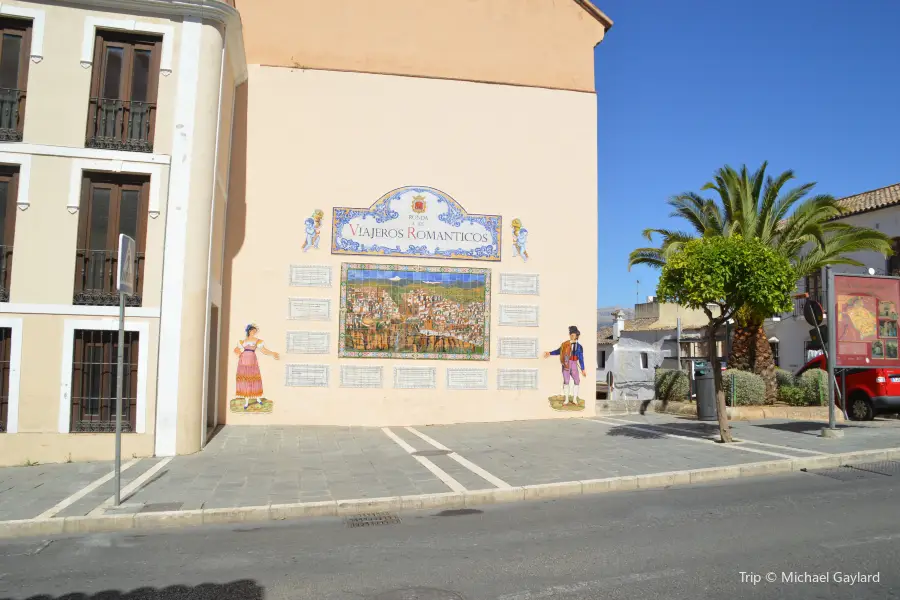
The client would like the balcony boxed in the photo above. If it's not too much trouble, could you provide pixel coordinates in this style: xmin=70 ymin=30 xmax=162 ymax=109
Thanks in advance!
xmin=792 ymin=292 xmax=823 ymax=318
xmin=0 ymin=245 xmax=10 ymax=302
xmin=73 ymin=249 xmax=144 ymax=307
xmin=86 ymin=98 xmax=155 ymax=153
xmin=0 ymin=89 xmax=25 ymax=142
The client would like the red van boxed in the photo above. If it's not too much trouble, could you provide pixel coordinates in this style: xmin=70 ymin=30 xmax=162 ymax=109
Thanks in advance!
xmin=796 ymin=355 xmax=900 ymax=421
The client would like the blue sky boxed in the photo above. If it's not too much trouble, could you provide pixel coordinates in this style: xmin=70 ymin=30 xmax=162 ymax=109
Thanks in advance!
xmin=595 ymin=0 xmax=900 ymax=308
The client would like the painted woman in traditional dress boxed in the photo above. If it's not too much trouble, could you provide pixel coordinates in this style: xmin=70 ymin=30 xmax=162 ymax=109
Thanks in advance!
xmin=234 ymin=324 xmax=280 ymax=409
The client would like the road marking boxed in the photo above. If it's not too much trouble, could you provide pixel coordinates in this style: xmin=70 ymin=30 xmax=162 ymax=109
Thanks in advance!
xmin=382 ymin=427 xmax=467 ymax=493
xmin=34 ymin=459 xmax=141 ymax=520
xmin=822 ymin=532 xmax=900 ymax=549
xmin=405 ymin=426 xmax=511 ymax=489
xmin=88 ymin=457 xmax=173 ymax=516
xmin=609 ymin=416 xmax=829 ymax=456
xmin=590 ymin=417 xmax=797 ymax=459
xmin=497 ymin=568 xmax=686 ymax=599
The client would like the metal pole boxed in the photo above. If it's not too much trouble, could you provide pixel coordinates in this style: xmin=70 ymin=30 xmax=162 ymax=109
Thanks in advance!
xmin=676 ymin=318 xmax=682 ymax=372
xmin=841 ymin=370 xmax=848 ymax=420
xmin=115 ymin=291 xmax=125 ymax=506
xmin=730 ymin=372 xmax=735 ymax=407
xmin=823 ymin=266 xmax=840 ymax=437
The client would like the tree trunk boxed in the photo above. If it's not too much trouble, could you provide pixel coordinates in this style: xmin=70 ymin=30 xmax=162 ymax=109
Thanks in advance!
xmin=729 ymin=324 xmax=753 ymax=372
xmin=709 ymin=321 xmax=733 ymax=443
xmin=753 ymin=324 xmax=778 ymax=404
xmin=730 ymin=309 xmax=777 ymax=405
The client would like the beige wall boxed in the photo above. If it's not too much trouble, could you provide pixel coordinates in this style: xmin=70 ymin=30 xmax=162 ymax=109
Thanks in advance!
xmin=220 ymin=65 xmax=598 ymax=426
xmin=0 ymin=314 xmax=159 ymax=467
xmin=9 ymin=154 xmax=169 ymax=306
xmin=19 ymin=1 xmax=180 ymax=154
xmin=238 ymin=0 xmax=608 ymax=92
xmin=171 ymin=23 xmax=228 ymax=454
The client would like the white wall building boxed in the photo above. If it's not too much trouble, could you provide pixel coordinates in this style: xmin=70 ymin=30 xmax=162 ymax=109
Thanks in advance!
xmin=767 ymin=183 xmax=900 ymax=373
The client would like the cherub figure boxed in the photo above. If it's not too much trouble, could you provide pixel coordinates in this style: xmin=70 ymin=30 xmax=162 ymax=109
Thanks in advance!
xmin=302 ymin=218 xmax=316 ymax=252
xmin=515 ymin=228 xmax=529 ymax=262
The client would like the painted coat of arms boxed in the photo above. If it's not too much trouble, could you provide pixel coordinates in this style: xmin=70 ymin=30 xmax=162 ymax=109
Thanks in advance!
xmin=332 ymin=186 xmax=502 ymax=261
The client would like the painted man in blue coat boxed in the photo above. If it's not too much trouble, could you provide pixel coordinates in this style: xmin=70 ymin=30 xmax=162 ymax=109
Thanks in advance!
xmin=543 ymin=325 xmax=587 ymax=406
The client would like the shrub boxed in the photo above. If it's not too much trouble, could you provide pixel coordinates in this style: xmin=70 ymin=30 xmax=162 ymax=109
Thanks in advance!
xmin=655 ymin=369 xmax=689 ymax=404
xmin=799 ymin=369 xmax=827 ymax=406
xmin=779 ymin=385 xmax=808 ymax=406
xmin=723 ymin=369 xmax=766 ymax=406
xmin=775 ymin=368 xmax=796 ymax=389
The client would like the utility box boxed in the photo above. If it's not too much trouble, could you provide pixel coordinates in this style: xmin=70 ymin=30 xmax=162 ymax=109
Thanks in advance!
xmin=694 ymin=359 xmax=717 ymax=422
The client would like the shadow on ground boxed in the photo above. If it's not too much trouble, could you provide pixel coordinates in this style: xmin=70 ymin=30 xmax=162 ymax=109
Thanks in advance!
xmin=7 ymin=580 xmax=264 ymax=600
xmin=604 ymin=425 xmax=667 ymax=440
xmin=754 ymin=421 xmax=862 ymax=435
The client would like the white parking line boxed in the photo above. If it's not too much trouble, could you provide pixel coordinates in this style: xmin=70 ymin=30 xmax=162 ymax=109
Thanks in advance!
xmin=822 ymin=532 xmax=900 ymax=549
xmin=382 ymin=427 xmax=467 ymax=492
xmin=608 ymin=416 xmax=828 ymax=456
xmin=590 ymin=417 xmax=798 ymax=459
xmin=35 ymin=459 xmax=141 ymax=520
xmin=497 ymin=568 xmax=686 ymax=599
xmin=88 ymin=457 xmax=173 ymax=516
xmin=405 ymin=426 xmax=511 ymax=489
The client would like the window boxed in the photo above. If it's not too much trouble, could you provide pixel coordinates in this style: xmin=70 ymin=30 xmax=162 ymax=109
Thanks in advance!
xmin=770 ymin=341 xmax=780 ymax=367
xmin=0 ymin=327 xmax=10 ymax=432
xmin=86 ymin=29 xmax=160 ymax=152
xmin=70 ymin=329 xmax=139 ymax=432
xmin=0 ymin=18 xmax=31 ymax=141
xmin=74 ymin=172 xmax=148 ymax=306
xmin=805 ymin=270 xmax=822 ymax=302
xmin=889 ymin=238 xmax=900 ymax=276
xmin=0 ymin=166 xmax=18 ymax=302
xmin=598 ymin=350 xmax=606 ymax=369
xmin=641 ymin=352 xmax=649 ymax=369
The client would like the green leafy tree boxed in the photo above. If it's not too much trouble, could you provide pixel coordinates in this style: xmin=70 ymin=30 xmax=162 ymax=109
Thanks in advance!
xmin=631 ymin=163 xmax=893 ymax=402
xmin=656 ymin=236 xmax=795 ymax=441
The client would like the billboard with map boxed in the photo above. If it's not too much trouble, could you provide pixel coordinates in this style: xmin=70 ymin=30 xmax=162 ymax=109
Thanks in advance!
xmin=834 ymin=275 xmax=900 ymax=367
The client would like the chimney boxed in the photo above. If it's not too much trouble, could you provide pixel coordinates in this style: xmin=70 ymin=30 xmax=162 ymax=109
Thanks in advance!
xmin=612 ymin=310 xmax=626 ymax=341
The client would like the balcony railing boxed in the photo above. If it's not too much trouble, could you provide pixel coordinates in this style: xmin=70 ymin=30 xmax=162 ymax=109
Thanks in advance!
xmin=793 ymin=291 xmax=823 ymax=318
xmin=0 ymin=245 xmax=11 ymax=302
xmin=73 ymin=249 xmax=144 ymax=307
xmin=0 ymin=88 xmax=25 ymax=142
xmin=86 ymin=98 xmax=155 ymax=153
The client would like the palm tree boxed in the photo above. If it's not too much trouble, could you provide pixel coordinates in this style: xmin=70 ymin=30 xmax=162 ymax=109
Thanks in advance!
xmin=630 ymin=162 xmax=893 ymax=403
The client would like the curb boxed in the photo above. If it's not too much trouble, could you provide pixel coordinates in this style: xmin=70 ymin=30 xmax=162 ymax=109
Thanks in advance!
xmin=2 ymin=446 xmax=898 ymax=540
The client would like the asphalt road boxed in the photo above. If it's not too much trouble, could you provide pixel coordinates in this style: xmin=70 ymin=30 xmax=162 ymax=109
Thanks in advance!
xmin=2 ymin=469 xmax=900 ymax=599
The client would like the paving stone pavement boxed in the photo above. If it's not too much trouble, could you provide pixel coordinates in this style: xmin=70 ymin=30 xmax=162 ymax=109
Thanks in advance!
xmin=0 ymin=414 xmax=898 ymax=521
xmin=620 ymin=413 xmax=900 ymax=454
xmin=0 ymin=461 xmax=114 ymax=521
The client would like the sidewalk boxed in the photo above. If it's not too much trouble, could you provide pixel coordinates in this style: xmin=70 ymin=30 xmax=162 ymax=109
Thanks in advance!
xmin=2 ymin=413 xmax=899 ymax=536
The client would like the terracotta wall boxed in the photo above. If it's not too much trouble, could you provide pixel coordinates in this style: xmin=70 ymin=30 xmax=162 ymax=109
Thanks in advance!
xmin=238 ymin=0 xmax=609 ymax=92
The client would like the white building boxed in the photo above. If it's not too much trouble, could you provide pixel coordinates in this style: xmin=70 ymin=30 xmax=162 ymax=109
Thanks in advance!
xmin=767 ymin=183 xmax=900 ymax=373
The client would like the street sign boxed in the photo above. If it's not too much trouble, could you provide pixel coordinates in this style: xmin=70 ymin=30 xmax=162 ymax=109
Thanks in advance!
xmin=116 ymin=234 xmax=135 ymax=296
xmin=803 ymin=299 xmax=824 ymax=327
xmin=809 ymin=326 xmax=827 ymax=346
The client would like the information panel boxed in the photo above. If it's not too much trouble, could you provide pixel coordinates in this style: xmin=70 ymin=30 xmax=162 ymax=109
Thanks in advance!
xmin=284 ymin=364 xmax=329 ymax=388
xmin=288 ymin=298 xmax=331 ymax=321
xmin=834 ymin=274 xmax=900 ymax=367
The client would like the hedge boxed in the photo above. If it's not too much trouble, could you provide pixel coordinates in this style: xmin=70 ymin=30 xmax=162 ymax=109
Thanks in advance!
xmin=655 ymin=369 xmax=689 ymax=404
xmin=723 ymin=369 xmax=766 ymax=406
xmin=775 ymin=368 xmax=796 ymax=390
xmin=799 ymin=369 xmax=827 ymax=406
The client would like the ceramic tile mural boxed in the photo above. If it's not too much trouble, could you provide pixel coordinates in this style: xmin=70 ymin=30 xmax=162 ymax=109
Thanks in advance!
xmin=339 ymin=263 xmax=491 ymax=360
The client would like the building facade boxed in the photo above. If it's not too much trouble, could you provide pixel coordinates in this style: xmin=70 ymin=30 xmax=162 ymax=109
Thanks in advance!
xmin=0 ymin=0 xmax=610 ymax=465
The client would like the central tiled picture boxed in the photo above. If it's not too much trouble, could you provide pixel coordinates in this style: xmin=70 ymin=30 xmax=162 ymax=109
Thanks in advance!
xmin=339 ymin=263 xmax=491 ymax=360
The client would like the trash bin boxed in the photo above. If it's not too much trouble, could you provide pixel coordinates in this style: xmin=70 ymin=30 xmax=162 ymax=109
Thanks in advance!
xmin=694 ymin=360 xmax=717 ymax=422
